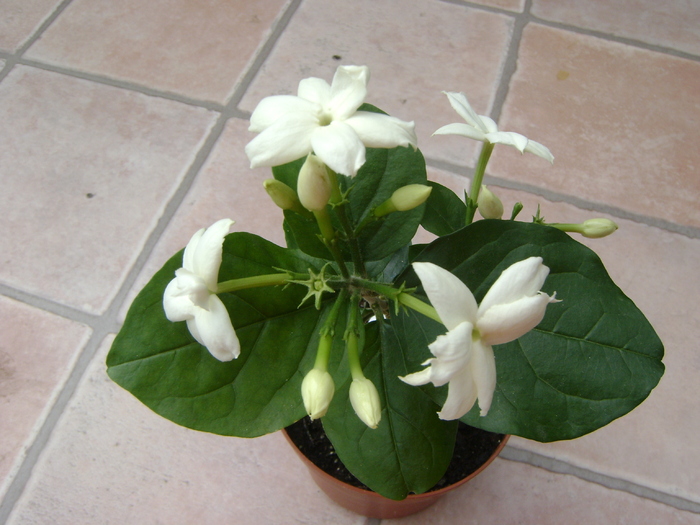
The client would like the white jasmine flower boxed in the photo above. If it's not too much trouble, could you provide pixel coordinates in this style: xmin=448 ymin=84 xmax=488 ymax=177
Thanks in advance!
xmin=163 ymin=219 xmax=240 ymax=362
xmin=434 ymin=92 xmax=554 ymax=163
xmin=245 ymin=65 xmax=418 ymax=176
xmin=401 ymin=257 xmax=558 ymax=419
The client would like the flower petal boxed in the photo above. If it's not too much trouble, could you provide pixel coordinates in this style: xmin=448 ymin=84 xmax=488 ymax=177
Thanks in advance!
xmin=191 ymin=218 xmax=233 ymax=292
xmin=471 ymin=341 xmax=496 ymax=416
xmin=298 ymin=77 xmax=331 ymax=106
xmin=344 ymin=111 xmax=417 ymax=149
xmin=485 ymin=131 xmax=529 ymax=152
xmin=478 ymin=257 xmax=549 ymax=316
xmin=163 ymin=277 xmax=197 ymax=322
xmin=424 ymin=321 xmax=473 ymax=386
xmin=442 ymin=91 xmax=487 ymax=132
xmin=478 ymin=292 xmax=555 ymax=346
xmin=310 ymin=121 xmax=366 ymax=176
xmin=248 ymin=95 xmax=320 ymax=133
xmin=479 ymin=115 xmax=499 ymax=134
xmin=437 ymin=368 xmax=478 ymax=420
xmin=191 ymin=295 xmax=240 ymax=361
xmin=328 ymin=65 xmax=369 ymax=121
xmin=412 ymin=262 xmax=478 ymax=331
xmin=400 ymin=366 xmax=433 ymax=386
xmin=182 ymin=227 xmax=204 ymax=272
xmin=245 ymin=112 xmax=318 ymax=168
xmin=432 ymin=122 xmax=486 ymax=142
xmin=524 ymin=139 xmax=554 ymax=163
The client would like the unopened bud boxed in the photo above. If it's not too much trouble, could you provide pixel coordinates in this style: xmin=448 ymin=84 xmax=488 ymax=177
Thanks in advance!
xmin=581 ymin=218 xmax=618 ymax=238
xmin=263 ymin=179 xmax=301 ymax=211
xmin=301 ymin=368 xmax=335 ymax=420
xmin=477 ymin=185 xmax=504 ymax=219
xmin=374 ymin=184 xmax=432 ymax=217
xmin=349 ymin=377 xmax=382 ymax=429
xmin=297 ymin=154 xmax=332 ymax=211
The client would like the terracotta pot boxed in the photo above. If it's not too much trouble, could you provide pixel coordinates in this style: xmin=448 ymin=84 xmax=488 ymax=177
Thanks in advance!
xmin=283 ymin=428 xmax=509 ymax=519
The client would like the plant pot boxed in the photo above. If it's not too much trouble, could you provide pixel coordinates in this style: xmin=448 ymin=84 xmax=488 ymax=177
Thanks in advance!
xmin=283 ymin=418 xmax=509 ymax=519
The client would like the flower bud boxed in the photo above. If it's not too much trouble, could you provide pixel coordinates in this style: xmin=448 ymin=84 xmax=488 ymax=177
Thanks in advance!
xmin=477 ymin=185 xmax=504 ymax=219
xmin=581 ymin=218 xmax=618 ymax=238
xmin=349 ymin=377 xmax=382 ymax=429
xmin=374 ymin=184 xmax=432 ymax=217
xmin=301 ymin=368 xmax=335 ymax=420
xmin=297 ymin=154 xmax=332 ymax=211
xmin=263 ymin=179 xmax=300 ymax=211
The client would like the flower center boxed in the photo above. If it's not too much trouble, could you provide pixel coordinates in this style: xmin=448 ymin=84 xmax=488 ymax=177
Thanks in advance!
xmin=318 ymin=110 xmax=333 ymax=127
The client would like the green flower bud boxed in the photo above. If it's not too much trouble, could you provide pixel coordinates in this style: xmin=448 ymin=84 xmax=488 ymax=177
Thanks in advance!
xmin=349 ymin=377 xmax=382 ymax=429
xmin=374 ymin=184 xmax=432 ymax=217
xmin=477 ymin=185 xmax=504 ymax=219
xmin=301 ymin=368 xmax=335 ymax=420
xmin=263 ymin=179 xmax=300 ymax=211
xmin=581 ymin=218 xmax=618 ymax=238
xmin=297 ymin=154 xmax=332 ymax=211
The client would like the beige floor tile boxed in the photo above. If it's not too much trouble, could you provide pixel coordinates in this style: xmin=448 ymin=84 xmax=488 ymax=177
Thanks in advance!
xmin=24 ymin=0 xmax=290 ymax=103
xmin=532 ymin=0 xmax=700 ymax=56
xmin=0 ymin=66 xmax=217 ymax=314
xmin=119 ymin=117 xmax=286 ymax=321
xmin=488 ymin=24 xmax=700 ymax=229
xmin=7 ymin=336 xmax=368 ymax=525
xmin=239 ymin=0 xmax=514 ymax=167
xmin=384 ymin=459 xmax=700 ymax=524
xmin=0 ymin=295 xmax=91 ymax=500
xmin=425 ymin=168 xmax=700 ymax=504
xmin=0 ymin=0 xmax=62 ymax=52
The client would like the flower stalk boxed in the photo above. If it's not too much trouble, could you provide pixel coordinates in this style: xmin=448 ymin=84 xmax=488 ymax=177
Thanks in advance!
xmin=465 ymin=142 xmax=494 ymax=225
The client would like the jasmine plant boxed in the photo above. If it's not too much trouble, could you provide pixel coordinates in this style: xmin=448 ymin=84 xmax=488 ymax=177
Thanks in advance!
xmin=107 ymin=65 xmax=664 ymax=501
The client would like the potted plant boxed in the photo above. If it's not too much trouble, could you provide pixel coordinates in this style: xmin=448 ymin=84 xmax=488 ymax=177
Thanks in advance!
xmin=106 ymin=65 xmax=664 ymax=517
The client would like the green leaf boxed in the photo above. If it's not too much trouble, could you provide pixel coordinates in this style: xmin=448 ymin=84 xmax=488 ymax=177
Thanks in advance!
xmin=420 ymin=181 xmax=467 ymax=236
xmin=348 ymin=145 xmax=428 ymax=261
xmin=394 ymin=220 xmax=665 ymax=442
xmin=107 ymin=232 xmax=338 ymax=437
xmin=322 ymin=320 xmax=457 ymax=500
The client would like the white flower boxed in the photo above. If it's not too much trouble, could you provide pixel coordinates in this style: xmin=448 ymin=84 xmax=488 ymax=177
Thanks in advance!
xmin=349 ymin=377 xmax=382 ymax=429
xmin=401 ymin=257 xmax=558 ymax=420
xmin=163 ymin=219 xmax=240 ymax=362
xmin=245 ymin=65 xmax=418 ymax=176
xmin=434 ymin=92 xmax=554 ymax=163
xmin=301 ymin=368 xmax=335 ymax=420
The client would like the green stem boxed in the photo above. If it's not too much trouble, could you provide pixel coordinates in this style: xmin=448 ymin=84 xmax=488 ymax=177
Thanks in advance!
xmin=397 ymin=293 xmax=442 ymax=324
xmin=345 ymin=293 xmax=364 ymax=380
xmin=326 ymin=167 xmax=367 ymax=278
xmin=217 ymin=273 xmax=296 ymax=293
xmin=465 ymin=142 xmax=495 ymax=225
xmin=314 ymin=288 xmax=349 ymax=370
xmin=547 ymin=223 xmax=584 ymax=233
xmin=313 ymin=206 xmax=350 ymax=279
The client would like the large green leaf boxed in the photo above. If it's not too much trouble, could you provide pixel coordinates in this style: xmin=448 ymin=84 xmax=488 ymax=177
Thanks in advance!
xmin=420 ymin=181 xmax=467 ymax=236
xmin=322 ymin=319 xmax=458 ymax=500
xmin=394 ymin=220 xmax=665 ymax=442
xmin=107 ymin=232 xmax=340 ymax=437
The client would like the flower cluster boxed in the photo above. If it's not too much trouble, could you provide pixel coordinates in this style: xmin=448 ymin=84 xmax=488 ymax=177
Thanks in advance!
xmin=159 ymin=65 xmax=617 ymax=429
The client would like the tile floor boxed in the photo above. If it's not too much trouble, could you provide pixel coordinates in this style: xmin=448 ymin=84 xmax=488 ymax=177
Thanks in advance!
xmin=0 ymin=0 xmax=698 ymax=523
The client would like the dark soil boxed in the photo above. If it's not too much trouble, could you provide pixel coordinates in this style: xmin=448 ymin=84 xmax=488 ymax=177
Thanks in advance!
xmin=285 ymin=417 xmax=505 ymax=493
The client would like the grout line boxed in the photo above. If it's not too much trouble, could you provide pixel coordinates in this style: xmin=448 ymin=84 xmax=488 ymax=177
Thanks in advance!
xmin=529 ymin=15 xmax=700 ymax=63
xmin=15 ymin=0 xmax=75 ymax=56
xmin=365 ymin=518 xmax=382 ymax=525
xmin=425 ymin=156 xmax=700 ymax=240
xmin=227 ymin=0 xmax=303 ymax=110
xmin=489 ymin=0 xmax=532 ymax=123
xmin=0 ymin=284 xmax=100 ymax=329
xmin=500 ymin=446 xmax=700 ymax=514
xmin=17 ymin=59 xmax=230 ymax=113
